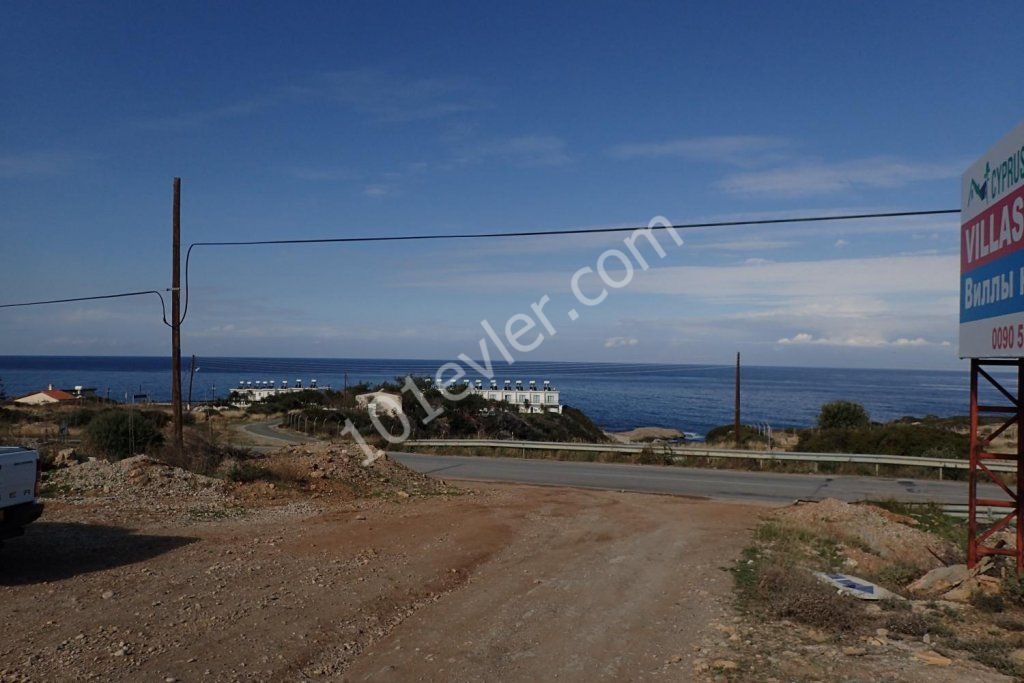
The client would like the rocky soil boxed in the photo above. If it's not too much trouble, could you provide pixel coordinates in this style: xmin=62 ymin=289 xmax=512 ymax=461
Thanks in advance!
xmin=699 ymin=498 xmax=1023 ymax=681
xmin=43 ymin=455 xmax=239 ymax=523
xmin=2 ymin=451 xmax=758 ymax=682
xmin=265 ymin=442 xmax=457 ymax=499
xmin=773 ymin=498 xmax=961 ymax=570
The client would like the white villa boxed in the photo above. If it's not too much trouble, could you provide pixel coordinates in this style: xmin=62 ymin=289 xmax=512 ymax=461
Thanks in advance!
xmin=228 ymin=379 xmax=328 ymax=406
xmin=356 ymin=391 xmax=404 ymax=417
xmin=465 ymin=379 xmax=562 ymax=414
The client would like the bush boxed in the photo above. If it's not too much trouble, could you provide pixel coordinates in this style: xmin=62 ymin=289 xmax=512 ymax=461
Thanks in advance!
xmin=796 ymin=423 xmax=969 ymax=459
xmin=84 ymin=409 xmax=164 ymax=460
xmin=706 ymin=424 xmax=765 ymax=448
xmin=749 ymin=561 xmax=867 ymax=632
xmin=226 ymin=462 xmax=272 ymax=483
xmin=633 ymin=445 xmax=672 ymax=465
xmin=159 ymin=430 xmax=252 ymax=476
xmin=62 ymin=408 xmax=99 ymax=428
xmin=817 ymin=401 xmax=870 ymax=429
xmin=971 ymin=591 xmax=1006 ymax=613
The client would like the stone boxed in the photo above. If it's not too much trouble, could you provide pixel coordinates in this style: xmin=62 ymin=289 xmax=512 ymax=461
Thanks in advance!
xmin=842 ymin=647 xmax=867 ymax=656
xmin=101 ymin=591 xmax=114 ymax=600
xmin=908 ymin=564 xmax=971 ymax=595
xmin=914 ymin=650 xmax=952 ymax=666
xmin=805 ymin=628 xmax=830 ymax=643
xmin=711 ymin=659 xmax=738 ymax=670
xmin=53 ymin=448 xmax=80 ymax=468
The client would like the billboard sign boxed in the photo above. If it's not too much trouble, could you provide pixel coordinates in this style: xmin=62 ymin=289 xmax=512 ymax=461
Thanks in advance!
xmin=960 ymin=121 xmax=1024 ymax=358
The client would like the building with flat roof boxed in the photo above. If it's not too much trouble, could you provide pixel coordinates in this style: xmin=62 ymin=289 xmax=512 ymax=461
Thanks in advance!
xmin=465 ymin=379 xmax=562 ymax=414
xmin=228 ymin=378 xmax=329 ymax=406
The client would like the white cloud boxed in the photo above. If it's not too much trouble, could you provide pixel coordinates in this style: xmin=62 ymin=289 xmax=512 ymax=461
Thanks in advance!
xmin=310 ymin=68 xmax=488 ymax=122
xmin=834 ymin=239 xmax=849 ymax=248
xmin=455 ymin=135 xmax=571 ymax=167
xmin=607 ymin=135 xmax=788 ymax=165
xmin=776 ymin=333 xmax=950 ymax=348
xmin=719 ymin=157 xmax=960 ymax=197
xmin=136 ymin=100 xmax=269 ymax=131
xmin=137 ymin=68 xmax=487 ymax=131
xmin=283 ymin=166 xmax=357 ymax=182
xmin=0 ymin=151 xmax=87 ymax=178
xmin=363 ymin=184 xmax=390 ymax=198
xmin=689 ymin=238 xmax=794 ymax=252
xmin=631 ymin=254 xmax=957 ymax=300
xmin=604 ymin=336 xmax=639 ymax=348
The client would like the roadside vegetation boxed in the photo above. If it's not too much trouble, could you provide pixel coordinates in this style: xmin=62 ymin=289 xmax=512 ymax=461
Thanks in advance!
xmin=706 ymin=400 xmax=971 ymax=461
xmin=726 ymin=499 xmax=1024 ymax=679
xmin=259 ymin=378 xmax=607 ymax=444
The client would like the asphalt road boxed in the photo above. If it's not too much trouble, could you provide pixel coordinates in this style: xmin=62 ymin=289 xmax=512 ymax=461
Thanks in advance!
xmin=236 ymin=419 xmax=312 ymax=449
xmin=235 ymin=421 xmax=987 ymax=505
xmin=390 ymin=451 xmax=991 ymax=505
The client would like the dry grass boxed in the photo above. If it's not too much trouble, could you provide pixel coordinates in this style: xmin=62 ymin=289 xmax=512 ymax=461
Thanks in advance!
xmin=750 ymin=561 xmax=868 ymax=633
xmin=159 ymin=430 xmax=254 ymax=476
xmin=261 ymin=456 xmax=310 ymax=483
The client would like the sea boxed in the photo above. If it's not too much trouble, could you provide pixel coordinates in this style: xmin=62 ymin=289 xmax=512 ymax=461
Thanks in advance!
xmin=0 ymin=356 xmax=1006 ymax=436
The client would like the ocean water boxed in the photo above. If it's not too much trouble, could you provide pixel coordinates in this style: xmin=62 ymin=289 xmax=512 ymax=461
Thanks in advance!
xmin=0 ymin=356 xmax=1003 ymax=435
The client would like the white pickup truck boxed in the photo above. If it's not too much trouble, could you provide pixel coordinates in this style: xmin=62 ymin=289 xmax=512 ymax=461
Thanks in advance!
xmin=0 ymin=446 xmax=43 ymax=545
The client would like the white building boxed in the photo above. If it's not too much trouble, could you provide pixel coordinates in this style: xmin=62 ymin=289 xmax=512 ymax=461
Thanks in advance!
xmin=228 ymin=379 xmax=329 ymax=406
xmin=356 ymin=391 xmax=404 ymax=418
xmin=465 ymin=379 xmax=562 ymax=414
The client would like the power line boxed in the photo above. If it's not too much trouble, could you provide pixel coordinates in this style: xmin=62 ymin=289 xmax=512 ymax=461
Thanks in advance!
xmin=0 ymin=289 xmax=173 ymax=327
xmin=180 ymin=208 xmax=959 ymax=322
xmin=0 ymin=208 xmax=959 ymax=323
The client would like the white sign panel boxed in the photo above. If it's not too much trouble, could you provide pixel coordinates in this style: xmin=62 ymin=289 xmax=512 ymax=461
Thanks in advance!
xmin=960 ymin=121 xmax=1024 ymax=358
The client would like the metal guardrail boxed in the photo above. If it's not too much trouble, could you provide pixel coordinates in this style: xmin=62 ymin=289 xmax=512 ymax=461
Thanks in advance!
xmin=405 ymin=438 xmax=1017 ymax=474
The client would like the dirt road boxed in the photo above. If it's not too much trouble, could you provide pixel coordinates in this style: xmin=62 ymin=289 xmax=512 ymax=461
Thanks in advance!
xmin=0 ymin=483 xmax=754 ymax=682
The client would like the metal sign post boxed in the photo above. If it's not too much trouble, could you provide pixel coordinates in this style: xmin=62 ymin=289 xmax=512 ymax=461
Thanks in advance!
xmin=967 ymin=358 xmax=1024 ymax=569
xmin=960 ymin=121 xmax=1024 ymax=571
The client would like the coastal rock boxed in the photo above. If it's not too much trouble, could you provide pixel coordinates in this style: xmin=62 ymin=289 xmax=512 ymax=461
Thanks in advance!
xmin=53 ymin=448 xmax=81 ymax=468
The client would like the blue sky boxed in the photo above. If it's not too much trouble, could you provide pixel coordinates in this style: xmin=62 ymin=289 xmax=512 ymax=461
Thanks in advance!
xmin=1 ymin=1 xmax=1021 ymax=369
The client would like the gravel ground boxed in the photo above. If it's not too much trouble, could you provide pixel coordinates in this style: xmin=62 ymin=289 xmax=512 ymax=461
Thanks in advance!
xmin=0 ymin=477 xmax=756 ymax=682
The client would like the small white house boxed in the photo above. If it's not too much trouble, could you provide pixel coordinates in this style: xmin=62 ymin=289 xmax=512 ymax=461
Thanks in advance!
xmin=356 ymin=391 xmax=404 ymax=418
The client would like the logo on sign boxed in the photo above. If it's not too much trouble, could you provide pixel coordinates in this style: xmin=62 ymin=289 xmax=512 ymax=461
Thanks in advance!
xmin=969 ymin=162 xmax=991 ymax=207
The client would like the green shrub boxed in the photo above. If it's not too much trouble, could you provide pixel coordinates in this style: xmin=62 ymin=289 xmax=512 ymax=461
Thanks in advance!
xmin=705 ymin=424 xmax=765 ymax=447
xmin=796 ymin=424 xmax=969 ymax=459
xmin=970 ymin=591 xmax=1006 ymax=613
xmin=159 ymin=430 xmax=252 ymax=476
xmin=64 ymin=408 xmax=99 ymax=428
xmin=817 ymin=400 xmax=870 ymax=429
xmin=226 ymin=462 xmax=272 ymax=482
xmin=84 ymin=409 xmax=164 ymax=460
xmin=633 ymin=445 xmax=672 ymax=465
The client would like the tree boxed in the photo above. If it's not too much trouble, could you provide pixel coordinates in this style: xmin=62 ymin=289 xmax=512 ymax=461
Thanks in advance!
xmin=817 ymin=400 xmax=870 ymax=430
xmin=85 ymin=409 xmax=164 ymax=460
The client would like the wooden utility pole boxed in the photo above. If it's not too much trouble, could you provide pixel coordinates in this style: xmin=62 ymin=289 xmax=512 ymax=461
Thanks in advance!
xmin=171 ymin=178 xmax=184 ymax=456
xmin=734 ymin=352 xmax=741 ymax=449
